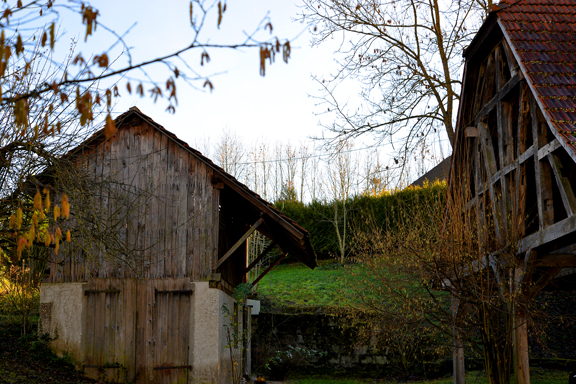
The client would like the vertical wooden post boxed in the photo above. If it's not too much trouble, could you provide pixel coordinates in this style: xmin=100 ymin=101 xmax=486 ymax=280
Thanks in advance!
xmin=513 ymin=311 xmax=530 ymax=384
xmin=452 ymin=294 xmax=465 ymax=384
xmin=513 ymin=267 xmax=530 ymax=384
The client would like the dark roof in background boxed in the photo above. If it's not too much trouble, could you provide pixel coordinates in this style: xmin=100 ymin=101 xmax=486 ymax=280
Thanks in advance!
xmin=496 ymin=0 xmax=576 ymax=152
xmin=70 ymin=107 xmax=317 ymax=269
xmin=410 ymin=157 xmax=452 ymax=187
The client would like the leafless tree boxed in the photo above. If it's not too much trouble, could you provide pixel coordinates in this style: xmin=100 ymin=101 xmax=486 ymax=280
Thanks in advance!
xmin=300 ymin=0 xmax=491 ymax=160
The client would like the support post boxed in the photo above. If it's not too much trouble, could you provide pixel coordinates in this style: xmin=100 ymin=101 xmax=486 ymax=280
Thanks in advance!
xmin=451 ymin=294 xmax=465 ymax=384
xmin=513 ymin=311 xmax=530 ymax=384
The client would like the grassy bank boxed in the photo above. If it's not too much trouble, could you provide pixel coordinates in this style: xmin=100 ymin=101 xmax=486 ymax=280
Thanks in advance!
xmin=255 ymin=260 xmax=356 ymax=309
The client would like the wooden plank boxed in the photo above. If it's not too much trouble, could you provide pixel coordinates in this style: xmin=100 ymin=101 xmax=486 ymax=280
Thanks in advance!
xmin=193 ymin=158 xmax=202 ymax=280
xmin=530 ymin=95 xmax=545 ymax=229
xmin=196 ymin=161 xmax=206 ymax=279
xmin=95 ymin=280 xmax=106 ymax=370
xmin=84 ymin=279 xmax=97 ymax=379
xmin=472 ymin=60 xmax=488 ymax=116
xmin=178 ymin=149 xmax=189 ymax=277
xmin=538 ymin=139 xmax=561 ymax=160
xmin=140 ymin=125 xmax=152 ymax=278
xmin=131 ymin=123 xmax=145 ymax=278
xmin=157 ymin=134 xmax=168 ymax=278
xmin=170 ymin=279 xmax=180 ymax=384
xmin=165 ymin=140 xmax=176 ymax=278
xmin=101 ymin=141 xmax=112 ymax=277
xmin=186 ymin=157 xmax=197 ymax=278
xmin=478 ymin=123 xmax=503 ymax=243
xmin=125 ymin=125 xmax=139 ymax=277
xmin=215 ymin=218 xmax=265 ymax=269
xmin=158 ymin=279 xmax=168 ymax=383
xmin=149 ymin=129 xmax=162 ymax=278
xmin=206 ymin=169 xmax=214 ymax=274
xmin=135 ymin=279 xmax=146 ymax=382
xmin=124 ymin=278 xmax=137 ymax=381
xmin=179 ymin=279 xmax=191 ymax=384
xmin=518 ymin=213 xmax=576 ymax=253
xmin=501 ymin=39 xmax=519 ymax=76
xmin=213 ymin=183 xmax=220 ymax=272
xmin=548 ymin=153 xmax=576 ymax=216
xmin=474 ymin=73 xmax=521 ymax=126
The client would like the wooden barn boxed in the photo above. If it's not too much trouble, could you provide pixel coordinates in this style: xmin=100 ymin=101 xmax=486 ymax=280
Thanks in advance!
xmin=39 ymin=107 xmax=316 ymax=384
xmin=450 ymin=0 xmax=576 ymax=383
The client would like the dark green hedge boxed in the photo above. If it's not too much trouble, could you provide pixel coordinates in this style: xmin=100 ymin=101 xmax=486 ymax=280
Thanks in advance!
xmin=274 ymin=181 xmax=447 ymax=260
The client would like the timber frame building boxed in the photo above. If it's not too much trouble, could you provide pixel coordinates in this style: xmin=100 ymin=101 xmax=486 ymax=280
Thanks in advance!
xmin=39 ymin=107 xmax=316 ymax=384
xmin=451 ymin=0 xmax=576 ymax=383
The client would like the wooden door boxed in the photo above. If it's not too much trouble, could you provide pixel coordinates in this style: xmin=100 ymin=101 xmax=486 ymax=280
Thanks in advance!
xmin=84 ymin=278 xmax=192 ymax=384
xmin=83 ymin=278 xmax=137 ymax=383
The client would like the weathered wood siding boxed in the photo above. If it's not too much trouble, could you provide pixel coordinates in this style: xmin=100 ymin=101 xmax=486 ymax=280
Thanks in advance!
xmin=83 ymin=277 xmax=192 ymax=384
xmin=49 ymin=119 xmax=220 ymax=282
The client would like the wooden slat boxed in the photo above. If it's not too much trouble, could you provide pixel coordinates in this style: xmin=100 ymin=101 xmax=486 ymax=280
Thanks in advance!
xmin=478 ymin=123 xmax=503 ymax=243
xmin=149 ymin=129 xmax=162 ymax=278
xmin=167 ymin=140 xmax=178 ymax=278
xmin=530 ymin=95 xmax=545 ymax=229
xmin=157 ymin=134 xmax=168 ymax=278
xmin=474 ymin=73 xmax=522 ymax=126
xmin=84 ymin=279 xmax=96 ymax=378
xmin=178 ymin=148 xmax=189 ymax=277
xmin=206 ymin=168 xmax=214 ymax=274
xmin=548 ymin=153 xmax=576 ymax=216
xmin=196 ymin=161 xmax=206 ymax=279
xmin=186 ymin=157 xmax=197 ymax=278
xmin=140 ymin=125 xmax=153 ymax=278
xmin=135 ymin=279 xmax=146 ymax=382
xmin=124 ymin=278 xmax=137 ymax=381
xmin=215 ymin=217 xmax=265 ymax=269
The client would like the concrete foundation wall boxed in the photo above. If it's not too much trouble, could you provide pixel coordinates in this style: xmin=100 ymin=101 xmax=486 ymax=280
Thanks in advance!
xmin=39 ymin=282 xmax=86 ymax=362
xmin=190 ymin=282 xmax=247 ymax=384
xmin=40 ymin=280 xmax=247 ymax=384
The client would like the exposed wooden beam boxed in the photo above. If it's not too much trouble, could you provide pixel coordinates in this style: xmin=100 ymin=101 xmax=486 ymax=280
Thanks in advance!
xmin=214 ymin=217 xmax=264 ymax=270
xmin=244 ymin=241 xmax=277 ymax=274
xmin=537 ymin=139 xmax=561 ymax=160
xmin=519 ymin=213 xmax=576 ymax=253
xmin=530 ymin=96 xmax=545 ymax=230
xmin=478 ymin=123 xmax=503 ymax=243
xmin=548 ymin=153 xmax=576 ymax=216
xmin=473 ymin=73 xmax=522 ymax=126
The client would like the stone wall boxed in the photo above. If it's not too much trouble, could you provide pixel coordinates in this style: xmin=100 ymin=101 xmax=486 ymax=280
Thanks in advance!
xmin=252 ymin=312 xmax=394 ymax=378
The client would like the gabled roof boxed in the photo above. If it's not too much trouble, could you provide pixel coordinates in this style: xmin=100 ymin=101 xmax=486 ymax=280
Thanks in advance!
xmin=69 ymin=107 xmax=317 ymax=269
xmin=464 ymin=0 xmax=576 ymax=156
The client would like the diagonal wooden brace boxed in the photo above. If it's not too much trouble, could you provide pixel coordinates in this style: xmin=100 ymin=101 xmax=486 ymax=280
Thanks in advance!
xmin=215 ymin=217 xmax=264 ymax=270
xmin=245 ymin=241 xmax=277 ymax=274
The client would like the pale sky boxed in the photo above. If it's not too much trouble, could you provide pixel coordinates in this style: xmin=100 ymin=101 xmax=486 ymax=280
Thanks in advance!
xmin=50 ymin=0 xmax=450 ymax=183
xmin=57 ymin=0 xmax=345 ymax=147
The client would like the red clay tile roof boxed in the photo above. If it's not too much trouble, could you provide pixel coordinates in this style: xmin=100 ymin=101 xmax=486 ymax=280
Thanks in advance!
xmin=495 ymin=0 xmax=576 ymax=148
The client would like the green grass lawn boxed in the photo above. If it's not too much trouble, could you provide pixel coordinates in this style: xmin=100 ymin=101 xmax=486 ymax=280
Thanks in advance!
xmin=255 ymin=260 xmax=356 ymax=309
xmin=287 ymin=367 xmax=570 ymax=384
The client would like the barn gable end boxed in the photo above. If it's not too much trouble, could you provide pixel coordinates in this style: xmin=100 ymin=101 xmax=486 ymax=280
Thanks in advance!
xmin=40 ymin=107 xmax=316 ymax=384
xmin=450 ymin=1 xmax=576 ymax=383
